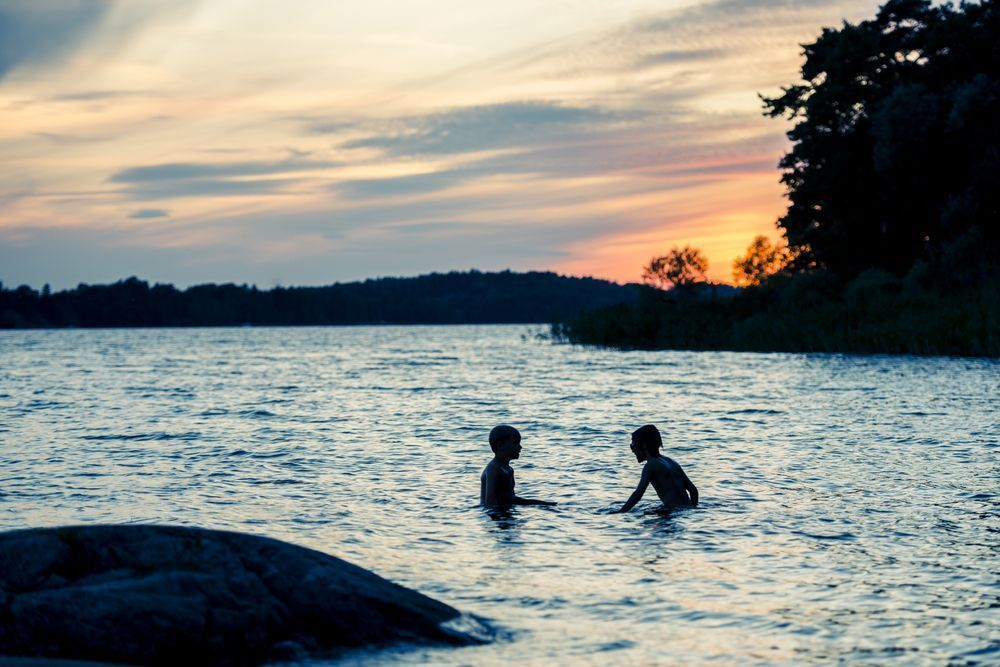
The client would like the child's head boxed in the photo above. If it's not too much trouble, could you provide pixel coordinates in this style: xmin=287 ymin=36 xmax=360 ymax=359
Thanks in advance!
xmin=630 ymin=424 xmax=662 ymax=462
xmin=489 ymin=424 xmax=522 ymax=460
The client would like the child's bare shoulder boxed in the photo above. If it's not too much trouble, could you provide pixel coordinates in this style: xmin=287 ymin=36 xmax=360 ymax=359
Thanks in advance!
xmin=645 ymin=457 xmax=670 ymax=473
xmin=484 ymin=459 xmax=511 ymax=475
xmin=658 ymin=455 xmax=684 ymax=472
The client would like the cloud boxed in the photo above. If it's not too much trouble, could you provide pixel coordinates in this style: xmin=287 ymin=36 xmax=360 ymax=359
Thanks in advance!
xmin=34 ymin=132 xmax=108 ymax=144
xmin=313 ymin=1 xmax=870 ymax=210
xmin=326 ymin=100 xmax=670 ymax=200
xmin=51 ymin=89 xmax=151 ymax=102
xmin=329 ymin=104 xmax=783 ymax=202
xmin=628 ymin=0 xmax=871 ymax=45
xmin=107 ymin=158 xmax=341 ymax=200
xmin=110 ymin=158 xmax=340 ymax=183
xmin=0 ymin=0 xmax=197 ymax=82
xmin=636 ymin=48 xmax=728 ymax=69
xmin=486 ymin=0 xmax=874 ymax=86
xmin=303 ymin=120 xmax=358 ymax=135
xmin=0 ymin=1 xmax=110 ymax=80
xmin=119 ymin=178 xmax=296 ymax=201
xmin=128 ymin=208 xmax=170 ymax=219
xmin=335 ymin=169 xmax=474 ymax=200
xmin=310 ymin=0 xmax=852 ymax=204
xmin=338 ymin=102 xmax=638 ymax=156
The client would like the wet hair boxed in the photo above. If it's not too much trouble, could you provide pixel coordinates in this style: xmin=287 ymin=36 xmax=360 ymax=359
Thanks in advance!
xmin=632 ymin=424 xmax=662 ymax=452
xmin=488 ymin=424 xmax=521 ymax=453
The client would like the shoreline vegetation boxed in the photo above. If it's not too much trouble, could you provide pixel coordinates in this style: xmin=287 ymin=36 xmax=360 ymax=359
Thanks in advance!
xmin=0 ymin=271 xmax=638 ymax=328
xmin=560 ymin=0 xmax=999 ymax=358
xmin=553 ymin=275 xmax=999 ymax=358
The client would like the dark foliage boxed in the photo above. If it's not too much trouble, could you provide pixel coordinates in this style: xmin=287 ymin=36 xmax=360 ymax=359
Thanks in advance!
xmin=554 ymin=274 xmax=999 ymax=357
xmin=0 ymin=271 xmax=638 ymax=329
xmin=762 ymin=0 xmax=999 ymax=277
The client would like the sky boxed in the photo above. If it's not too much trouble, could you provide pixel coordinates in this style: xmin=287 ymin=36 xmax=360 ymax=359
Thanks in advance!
xmin=0 ymin=0 xmax=883 ymax=289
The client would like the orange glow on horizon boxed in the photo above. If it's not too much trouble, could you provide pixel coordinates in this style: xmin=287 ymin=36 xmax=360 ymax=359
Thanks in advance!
xmin=552 ymin=173 xmax=787 ymax=285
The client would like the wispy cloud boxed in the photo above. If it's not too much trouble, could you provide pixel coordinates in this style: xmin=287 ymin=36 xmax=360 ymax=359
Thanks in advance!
xmin=335 ymin=168 xmax=478 ymax=200
xmin=488 ymin=0 xmax=873 ymax=86
xmin=328 ymin=101 xmax=782 ymax=203
xmin=337 ymin=102 xmax=637 ymax=156
xmin=635 ymin=48 xmax=728 ymax=68
xmin=128 ymin=208 xmax=170 ymax=219
xmin=118 ymin=178 xmax=298 ymax=201
xmin=0 ymin=0 xmax=111 ymax=80
xmin=110 ymin=158 xmax=341 ymax=183
xmin=0 ymin=1 xmax=198 ymax=81
xmin=34 ymin=132 xmax=110 ymax=145
xmin=107 ymin=158 xmax=341 ymax=201
xmin=50 ymin=89 xmax=152 ymax=103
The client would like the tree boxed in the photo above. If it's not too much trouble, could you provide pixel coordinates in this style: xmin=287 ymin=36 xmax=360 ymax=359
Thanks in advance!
xmin=732 ymin=235 xmax=791 ymax=287
xmin=643 ymin=246 xmax=708 ymax=289
xmin=762 ymin=0 xmax=999 ymax=277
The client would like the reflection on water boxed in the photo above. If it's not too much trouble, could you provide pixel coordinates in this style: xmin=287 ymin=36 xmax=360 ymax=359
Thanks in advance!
xmin=482 ymin=506 xmax=521 ymax=531
xmin=0 ymin=325 xmax=997 ymax=665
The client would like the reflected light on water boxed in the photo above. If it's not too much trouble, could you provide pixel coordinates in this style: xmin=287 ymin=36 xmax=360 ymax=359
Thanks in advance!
xmin=0 ymin=325 xmax=997 ymax=664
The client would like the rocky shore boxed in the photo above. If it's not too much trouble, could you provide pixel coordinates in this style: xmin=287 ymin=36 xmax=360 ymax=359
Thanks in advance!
xmin=0 ymin=525 xmax=486 ymax=665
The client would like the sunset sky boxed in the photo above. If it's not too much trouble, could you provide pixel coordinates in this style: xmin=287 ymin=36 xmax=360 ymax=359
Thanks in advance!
xmin=0 ymin=0 xmax=883 ymax=289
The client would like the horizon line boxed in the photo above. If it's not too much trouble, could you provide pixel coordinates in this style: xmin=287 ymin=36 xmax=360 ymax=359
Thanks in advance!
xmin=1 ymin=269 xmax=742 ymax=293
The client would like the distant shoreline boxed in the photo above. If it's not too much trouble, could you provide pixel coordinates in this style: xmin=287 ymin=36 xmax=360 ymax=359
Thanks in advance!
xmin=0 ymin=271 xmax=639 ymax=330
xmin=0 ymin=321 xmax=553 ymax=331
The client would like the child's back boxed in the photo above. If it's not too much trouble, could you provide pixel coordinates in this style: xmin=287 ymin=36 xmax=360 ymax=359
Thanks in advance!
xmin=645 ymin=455 xmax=694 ymax=507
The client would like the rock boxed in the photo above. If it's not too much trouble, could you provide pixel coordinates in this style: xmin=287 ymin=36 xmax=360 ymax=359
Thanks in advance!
xmin=0 ymin=525 xmax=485 ymax=665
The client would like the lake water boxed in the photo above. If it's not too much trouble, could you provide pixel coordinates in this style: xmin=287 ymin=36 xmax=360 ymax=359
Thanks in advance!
xmin=1 ymin=326 xmax=997 ymax=665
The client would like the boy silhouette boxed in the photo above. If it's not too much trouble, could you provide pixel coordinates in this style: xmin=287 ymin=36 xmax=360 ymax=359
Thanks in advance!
xmin=480 ymin=425 xmax=556 ymax=507
xmin=615 ymin=424 xmax=698 ymax=513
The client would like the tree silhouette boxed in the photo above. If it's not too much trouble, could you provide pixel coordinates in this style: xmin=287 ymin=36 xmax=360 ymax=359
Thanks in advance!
xmin=642 ymin=246 xmax=708 ymax=289
xmin=732 ymin=235 xmax=791 ymax=287
xmin=762 ymin=0 xmax=999 ymax=277
xmin=0 ymin=272 xmax=639 ymax=328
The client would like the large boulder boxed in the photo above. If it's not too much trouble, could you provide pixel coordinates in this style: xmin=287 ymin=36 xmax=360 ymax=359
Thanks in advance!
xmin=0 ymin=525 xmax=485 ymax=665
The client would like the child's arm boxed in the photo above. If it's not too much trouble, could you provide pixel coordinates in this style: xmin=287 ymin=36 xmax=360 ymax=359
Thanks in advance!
xmin=615 ymin=464 xmax=651 ymax=513
xmin=513 ymin=495 xmax=556 ymax=506
xmin=509 ymin=469 xmax=556 ymax=506
xmin=681 ymin=467 xmax=699 ymax=507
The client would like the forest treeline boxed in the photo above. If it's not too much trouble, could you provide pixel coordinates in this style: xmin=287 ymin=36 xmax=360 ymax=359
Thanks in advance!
xmin=0 ymin=271 xmax=638 ymax=328
xmin=556 ymin=0 xmax=999 ymax=357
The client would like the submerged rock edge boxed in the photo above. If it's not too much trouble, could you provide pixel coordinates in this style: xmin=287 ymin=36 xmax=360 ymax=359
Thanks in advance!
xmin=0 ymin=524 xmax=488 ymax=665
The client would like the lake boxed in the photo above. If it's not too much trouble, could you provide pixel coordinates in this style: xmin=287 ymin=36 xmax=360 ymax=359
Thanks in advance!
xmin=0 ymin=325 xmax=997 ymax=664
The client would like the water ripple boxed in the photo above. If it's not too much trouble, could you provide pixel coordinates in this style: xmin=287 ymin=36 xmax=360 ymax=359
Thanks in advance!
xmin=0 ymin=325 xmax=997 ymax=665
